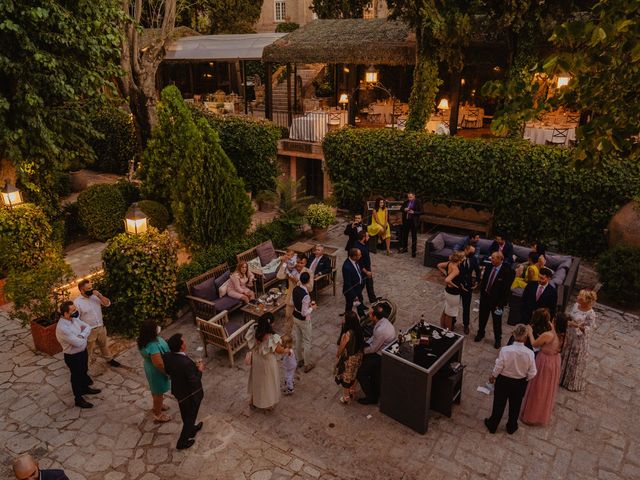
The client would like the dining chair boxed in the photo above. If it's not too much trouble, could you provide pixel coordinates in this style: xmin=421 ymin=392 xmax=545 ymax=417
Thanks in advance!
xmin=462 ymin=108 xmax=480 ymax=128
xmin=546 ymin=128 xmax=569 ymax=145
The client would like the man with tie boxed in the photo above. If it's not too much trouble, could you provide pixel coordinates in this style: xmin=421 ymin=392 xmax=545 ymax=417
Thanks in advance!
xmin=307 ymin=244 xmax=332 ymax=278
xmin=399 ymin=192 xmax=422 ymax=257
xmin=521 ymin=267 xmax=557 ymax=324
xmin=344 ymin=214 xmax=364 ymax=251
xmin=459 ymin=244 xmax=481 ymax=335
xmin=355 ymin=231 xmax=378 ymax=303
xmin=163 ymin=333 xmax=204 ymax=450
xmin=342 ymin=248 xmax=365 ymax=313
xmin=475 ymin=252 xmax=516 ymax=348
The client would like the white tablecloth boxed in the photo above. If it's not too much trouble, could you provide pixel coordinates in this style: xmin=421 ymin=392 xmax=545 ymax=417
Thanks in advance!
xmin=289 ymin=110 xmax=347 ymax=142
xmin=524 ymin=125 xmax=576 ymax=145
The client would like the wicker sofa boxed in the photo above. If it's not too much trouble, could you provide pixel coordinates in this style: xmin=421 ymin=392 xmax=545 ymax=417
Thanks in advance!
xmin=185 ymin=262 xmax=246 ymax=321
xmin=423 ymin=232 xmax=580 ymax=320
xmin=236 ymin=240 xmax=285 ymax=294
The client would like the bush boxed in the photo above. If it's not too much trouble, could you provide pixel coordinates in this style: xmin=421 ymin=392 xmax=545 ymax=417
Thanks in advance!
xmin=276 ymin=22 xmax=300 ymax=33
xmin=101 ymin=228 xmax=178 ymax=336
xmin=77 ymin=183 xmax=128 ymax=241
xmin=304 ymin=203 xmax=336 ymax=229
xmin=323 ymin=128 xmax=640 ymax=256
xmin=0 ymin=203 xmax=58 ymax=273
xmin=88 ymin=104 xmax=137 ymax=174
xmin=596 ymin=245 xmax=640 ymax=307
xmin=190 ymin=105 xmax=281 ymax=194
xmin=137 ymin=200 xmax=170 ymax=231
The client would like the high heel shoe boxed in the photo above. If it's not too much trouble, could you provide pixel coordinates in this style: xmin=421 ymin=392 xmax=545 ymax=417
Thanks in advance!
xmin=339 ymin=395 xmax=351 ymax=404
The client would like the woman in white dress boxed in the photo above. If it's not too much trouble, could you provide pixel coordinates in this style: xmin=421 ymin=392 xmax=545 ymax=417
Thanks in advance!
xmin=560 ymin=289 xmax=598 ymax=391
xmin=437 ymin=251 xmax=466 ymax=330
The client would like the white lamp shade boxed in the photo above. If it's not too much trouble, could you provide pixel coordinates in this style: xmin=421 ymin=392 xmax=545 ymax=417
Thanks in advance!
xmin=124 ymin=203 xmax=148 ymax=234
xmin=365 ymin=66 xmax=379 ymax=84
xmin=557 ymin=76 xmax=570 ymax=88
xmin=1 ymin=181 xmax=23 ymax=208
xmin=338 ymin=93 xmax=349 ymax=104
xmin=437 ymin=98 xmax=449 ymax=110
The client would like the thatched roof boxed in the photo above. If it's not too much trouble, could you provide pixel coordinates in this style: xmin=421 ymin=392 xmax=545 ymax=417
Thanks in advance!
xmin=262 ymin=19 xmax=416 ymax=66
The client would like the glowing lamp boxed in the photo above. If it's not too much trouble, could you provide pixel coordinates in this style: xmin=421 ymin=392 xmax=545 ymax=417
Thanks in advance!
xmin=365 ymin=66 xmax=379 ymax=84
xmin=437 ymin=98 xmax=449 ymax=111
xmin=338 ymin=93 xmax=349 ymax=108
xmin=1 ymin=180 xmax=23 ymax=208
xmin=124 ymin=203 xmax=148 ymax=235
xmin=557 ymin=75 xmax=570 ymax=88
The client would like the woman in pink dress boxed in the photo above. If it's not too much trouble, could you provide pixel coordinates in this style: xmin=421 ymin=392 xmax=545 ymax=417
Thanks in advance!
xmin=227 ymin=261 xmax=255 ymax=304
xmin=520 ymin=308 xmax=562 ymax=426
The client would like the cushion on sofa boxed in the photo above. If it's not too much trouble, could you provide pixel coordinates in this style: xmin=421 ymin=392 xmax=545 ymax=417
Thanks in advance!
xmin=435 ymin=247 xmax=453 ymax=260
xmin=214 ymin=271 xmax=230 ymax=291
xmin=545 ymin=253 xmax=571 ymax=270
xmin=192 ymin=277 xmax=218 ymax=302
xmin=551 ymin=268 xmax=567 ymax=286
xmin=430 ymin=234 xmax=445 ymax=251
xmin=224 ymin=319 xmax=244 ymax=337
xmin=476 ymin=239 xmax=493 ymax=255
xmin=442 ymin=233 xmax=464 ymax=248
xmin=214 ymin=295 xmax=242 ymax=312
xmin=256 ymin=242 xmax=276 ymax=266
xmin=512 ymin=245 xmax=531 ymax=263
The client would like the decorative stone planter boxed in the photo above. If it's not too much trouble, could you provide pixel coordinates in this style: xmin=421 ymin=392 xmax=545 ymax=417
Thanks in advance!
xmin=30 ymin=318 xmax=62 ymax=356
xmin=312 ymin=227 xmax=329 ymax=241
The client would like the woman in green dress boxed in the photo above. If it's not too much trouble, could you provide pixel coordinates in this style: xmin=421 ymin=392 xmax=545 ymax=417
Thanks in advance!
xmin=137 ymin=320 xmax=171 ymax=422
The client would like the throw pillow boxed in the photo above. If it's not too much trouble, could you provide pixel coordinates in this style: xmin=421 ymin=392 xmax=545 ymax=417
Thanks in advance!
xmin=256 ymin=241 xmax=276 ymax=266
xmin=214 ymin=270 xmax=231 ymax=291
xmin=262 ymin=257 xmax=282 ymax=276
xmin=218 ymin=279 xmax=230 ymax=297
xmin=192 ymin=277 xmax=218 ymax=302
xmin=247 ymin=257 xmax=263 ymax=275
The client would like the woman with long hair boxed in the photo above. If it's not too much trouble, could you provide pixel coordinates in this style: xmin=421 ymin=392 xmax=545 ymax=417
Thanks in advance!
xmin=512 ymin=252 xmax=541 ymax=289
xmin=137 ymin=320 xmax=171 ymax=422
xmin=227 ymin=261 xmax=256 ymax=304
xmin=561 ymin=289 xmax=598 ymax=391
xmin=437 ymin=251 xmax=465 ymax=330
xmin=245 ymin=313 xmax=291 ymax=410
xmin=367 ymin=197 xmax=392 ymax=255
xmin=335 ymin=311 xmax=365 ymax=404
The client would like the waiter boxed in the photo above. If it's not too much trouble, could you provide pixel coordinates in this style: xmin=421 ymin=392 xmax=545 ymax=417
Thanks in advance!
xmin=399 ymin=192 xmax=422 ymax=257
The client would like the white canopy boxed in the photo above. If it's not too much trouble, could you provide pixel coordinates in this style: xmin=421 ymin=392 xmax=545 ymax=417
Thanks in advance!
xmin=164 ymin=33 xmax=287 ymax=61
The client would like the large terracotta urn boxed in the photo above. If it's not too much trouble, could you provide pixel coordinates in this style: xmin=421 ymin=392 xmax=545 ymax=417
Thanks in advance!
xmin=607 ymin=200 xmax=640 ymax=248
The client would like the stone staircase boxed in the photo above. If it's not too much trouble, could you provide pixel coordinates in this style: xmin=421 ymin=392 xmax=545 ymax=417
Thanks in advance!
xmin=272 ymin=63 xmax=324 ymax=112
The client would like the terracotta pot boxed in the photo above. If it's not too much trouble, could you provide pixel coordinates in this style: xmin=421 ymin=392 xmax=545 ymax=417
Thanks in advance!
xmin=30 ymin=318 xmax=62 ymax=356
xmin=0 ymin=278 xmax=7 ymax=306
xmin=69 ymin=171 xmax=87 ymax=193
xmin=312 ymin=227 xmax=329 ymax=241
xmin=607 ymin=200 xmax=640 ymax=248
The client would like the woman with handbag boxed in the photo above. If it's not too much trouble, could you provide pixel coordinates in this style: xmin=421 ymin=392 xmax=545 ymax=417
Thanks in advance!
xmin=245 ymin=313 xmax=291 ymax=410
xmin=335 ymin=311 xmax=365 ymax=404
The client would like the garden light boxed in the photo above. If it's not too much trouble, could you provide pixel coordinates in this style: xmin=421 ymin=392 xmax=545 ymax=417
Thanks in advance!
xmin=124 ymin=203 xmax=148 ymax=234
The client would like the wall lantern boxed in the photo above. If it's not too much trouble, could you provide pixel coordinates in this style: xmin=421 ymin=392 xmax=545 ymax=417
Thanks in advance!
xmin=1 ymin=180 xmax=23 ymax=208
xmin=365 ymin=66 xmax=379 ymax=84
xmin=557 ymin=75 xmax=571 ymax=88
xmin=124 ymin=203 xmax=148 ymax=235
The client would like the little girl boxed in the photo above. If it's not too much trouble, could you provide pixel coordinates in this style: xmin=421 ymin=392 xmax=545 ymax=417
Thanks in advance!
xmin=281 ymin=334 xmax=296 ymax=395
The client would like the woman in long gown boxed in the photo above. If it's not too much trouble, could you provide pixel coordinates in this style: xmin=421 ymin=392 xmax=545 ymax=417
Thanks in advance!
xmin=520 ymin=309 xmax=562 ymax=426
xmin=137 ymin=321 xmax=171 ymax=423
xmin=335 ymin=312 xmax=365 ymax=404
xmin=245 ymin=313 xmax=291 ymax=410
xmin=367 ymin=197 xmax=391 ymax=255
xmin=560 ymin=289 xmax=598 ymax=391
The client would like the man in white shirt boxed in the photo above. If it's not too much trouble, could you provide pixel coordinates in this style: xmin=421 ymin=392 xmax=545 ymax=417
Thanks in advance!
xmin=292 ymin=272 xmax=317 ymax=373
xmin=277 ymin=253 xmax=314 ymax=335
xmin=357 ymin=305 xmax=396 ymax=405
xmin=484 ymin=324 xmax=537 ymax=434
xmin=55 ymin=301 xmax=102 ymax=408
xmin=74 ymin=279 xmax=121 ymax=368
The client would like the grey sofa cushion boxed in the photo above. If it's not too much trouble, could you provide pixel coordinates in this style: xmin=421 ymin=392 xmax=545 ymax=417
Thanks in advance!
xmin=436 ymin=248 xmax=453 ymax=260
xmin=442 ymin=233 xmax=464 ymax=248
xmin=214 ymin=295 xmax=242 ymax=312
xmin=192 ymin=277 xmax=219 ymax=302
xmin=551 ymin=267 xmax=567 ymax=286
xmin=214 ymin=271 xmax=230 ymax=290
xmin=431 ymin=234 xmax=445 ymax=251
xmin=546 ymin=253 xmax=571 ymax=270
xmin=513 ymin=245 xmax=531 ymax=262
xmin=476 ymin=239 xmax=493 ymax=255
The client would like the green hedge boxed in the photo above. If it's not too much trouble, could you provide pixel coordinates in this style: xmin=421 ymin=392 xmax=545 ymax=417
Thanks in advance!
xmin=323 ymin=129 xmax=640 ymax=256
xmin=137 ymin=200 xmax=170 ymax=231
xmin=77 ymin=181 xmax=139 ymax=241
xmin=597 ymin=245 xmax=640 ymax=307
xmin=88 ymin=104 xmax=137 ymax=174
xmin=190 ymin=106 xmax=280 ymax=194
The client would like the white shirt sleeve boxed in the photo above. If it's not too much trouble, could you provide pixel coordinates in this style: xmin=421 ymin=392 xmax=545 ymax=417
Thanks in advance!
xmin=492 ymin=351 xmax=505 ymax=378
xmin=301 ymin=294 xmax=313 ymax=318
xmin=526 ymin=353 xmax=537 ymax=381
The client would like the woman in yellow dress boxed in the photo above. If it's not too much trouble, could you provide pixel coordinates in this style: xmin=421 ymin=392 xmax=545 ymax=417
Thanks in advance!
xmin=512 ymin=251 xmax=541 ymax=289
xmin=367 ymin=197 xmax=391 ymax=255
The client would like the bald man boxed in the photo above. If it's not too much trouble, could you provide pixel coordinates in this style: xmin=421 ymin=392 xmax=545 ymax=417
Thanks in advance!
xmin=13 ymin=454 xmax=68 ymax=480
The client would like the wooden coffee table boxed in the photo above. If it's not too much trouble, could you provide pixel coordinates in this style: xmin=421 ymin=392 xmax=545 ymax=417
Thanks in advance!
xmin=241 ymin=296 xmax=287 ymax=323
xmin=287 ymin=241 xmax=315 ymax=255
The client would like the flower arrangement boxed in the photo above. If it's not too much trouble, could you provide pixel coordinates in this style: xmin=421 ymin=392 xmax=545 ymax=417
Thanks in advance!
xmin=304 ymin=203 xmax=336 ymax=229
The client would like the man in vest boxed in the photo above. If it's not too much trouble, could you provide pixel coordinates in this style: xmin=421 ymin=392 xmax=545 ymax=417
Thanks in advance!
xmin=292 ymin=272 xmax=317 ymax=373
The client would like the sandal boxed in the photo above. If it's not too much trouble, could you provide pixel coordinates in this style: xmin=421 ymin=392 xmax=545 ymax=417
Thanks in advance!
xmin=153 ymin=413 xmax=171 ymax=423
xmin=339 ymin=396 xmax=351 ymax=404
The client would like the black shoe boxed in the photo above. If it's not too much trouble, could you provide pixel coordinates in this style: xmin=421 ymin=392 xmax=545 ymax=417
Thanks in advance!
xmin=176 ymin=439 xmax=195 ymax=450
xmin=506 ymin=425 xmax=518 ymax=435
xmin=191 ymin=422 xmax=203 ymax=437
xmin=494 ymin=341 xmax=501 ymax=349
xmin=87 ymin=378 xmax=94 ymax=386
xmin=357 ymin=397 xmax=378 ymax=405
xmin=108 ymin=359 xmax=122 ymax=368
xmin=474 ymin=334 xmax=484 ymax=342
xmin=297 ymin=360 xmax=304 ymax=368
xmin=85 ymin=387 xmax=101 ymax=395
xmin=75 ymin=398 xmax=94 ymax=409
xmin=484 ymin=418 xmax=496 ymax=434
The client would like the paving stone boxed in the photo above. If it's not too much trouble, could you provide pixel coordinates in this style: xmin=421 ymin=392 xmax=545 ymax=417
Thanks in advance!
xmin=104 ymin=472 xmax=126 ymax=480
xmin=146 ymin=447 xmax=169 ymax=464
xmin=250 ymin=471 xmax=273 ymax=480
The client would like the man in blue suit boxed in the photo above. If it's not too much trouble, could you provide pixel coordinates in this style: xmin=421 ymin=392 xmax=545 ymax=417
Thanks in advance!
xmin=342 ymin=248 xmax=365 ymax=313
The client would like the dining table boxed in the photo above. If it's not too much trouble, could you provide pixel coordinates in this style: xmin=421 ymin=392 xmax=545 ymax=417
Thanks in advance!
xmin=289 ymin=109 xmax=347 ymax=142
xmin=523 ymin=124 xmax=576 ymax=146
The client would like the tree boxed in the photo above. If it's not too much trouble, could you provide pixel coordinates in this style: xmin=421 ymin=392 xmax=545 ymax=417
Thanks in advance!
xmin=310 ymin=0 xmax=369 ymax=18
xmin=0 ymin=0 xmax=124 ymax=211
xmin=179 ymin=0 xmax=263 ymax=34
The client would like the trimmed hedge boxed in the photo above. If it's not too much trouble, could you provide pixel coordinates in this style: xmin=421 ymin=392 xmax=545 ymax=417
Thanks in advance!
xmin=78 ymin=181 xmax=138 ymax=241
xmin=88 ymin=104 xmax=137 ymax=174
xmin=190 ymin=106 xmax=280 ymax=194
xmin=137 ymin=200 xmax=170 ymax=231
xmin=597 ymin=245 xmax=640 ymax=307
xmin=323 ymin=128 xmax=640 ymax=256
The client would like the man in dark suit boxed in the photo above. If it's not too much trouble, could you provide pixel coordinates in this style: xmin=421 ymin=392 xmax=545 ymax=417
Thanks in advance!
xmin=308 ymin=244 xmax=332 ymax=277
xmin=163 ymin=333 xmax=204 ymax=450
xmin=459 ymin=244 xmax=481 ymax=335
xmin=520 ymin=267 xmax=557 ymax=324
xmin=355 ymin=231 xmax=378 ymax=303
xmin=489 ymin=234 xmax=514 ymax=266
xmin=399 ymin=192 xmax=422 ymax=257
xmin=13 ymin=454 xmax=69 ymax=480
xmin=342 ymin=248 xmax=364 ymax=313
xmin=343 ymin=214 xmax=364 ymax=252
xmin=475 ymin=251 xmax=516 ymax=348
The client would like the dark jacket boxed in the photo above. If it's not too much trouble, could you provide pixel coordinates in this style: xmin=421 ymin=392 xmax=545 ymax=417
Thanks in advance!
xmin=521 ymin=282 xmax=558 ymax=324
xmin=342 ymin=258 xmax=364 ymax=295
xmin=480 ymin=263 xmax=515 ymax=308
xmin=401 ymin=198 xmax=422 ymax=225
xmin=354 ymin=240 xmax=372 ymax=273
xmin=308 ymin=253 xmax=332 ymax=276
xmin=489 ymin=240 xmax=515 ymax=265
xmin=41 ymin=470 xmax=70 ymax=480
xmin=163 ymin=351 xmax=203 ymax=403
xmin=344 ymin=222 xmax=364 ymax=251
xmin=459 ymin=255 xmax=481 ymax=290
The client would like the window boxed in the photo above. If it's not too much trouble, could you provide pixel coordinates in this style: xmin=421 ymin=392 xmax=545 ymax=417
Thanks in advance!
xmin=274 ymin=0 xmax=286 ymax=22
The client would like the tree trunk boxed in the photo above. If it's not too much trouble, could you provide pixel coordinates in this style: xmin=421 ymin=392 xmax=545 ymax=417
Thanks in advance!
xmin=406 ymin=30 xmax=441 ymax=132
xmin=449 ymin=68 xmax=462 ymax=136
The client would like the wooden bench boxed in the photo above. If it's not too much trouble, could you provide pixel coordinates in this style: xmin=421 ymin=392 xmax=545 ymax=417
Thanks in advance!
xmin=236 ymin=240 xmax=286 ymax=294
xmin=185 ymin=263 xmax=245 ymax=322
xmin=420 ymin=200 xmax=493 ymax=236
xmin=196 ymin=311 xmax=255 ymax=367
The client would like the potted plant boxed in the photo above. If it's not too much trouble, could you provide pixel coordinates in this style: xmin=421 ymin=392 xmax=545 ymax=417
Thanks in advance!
xmin=304 ymin=203 xmax=336 ymax=240
xmin=4 ymin=256 xmax=74 ymax=355
xmin=68 ymin=156 xmax=88 ymax=193
xmin=255 ymin=190 xmax=279 ymax=212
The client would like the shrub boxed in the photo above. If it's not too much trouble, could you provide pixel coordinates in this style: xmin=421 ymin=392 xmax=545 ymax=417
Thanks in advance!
xmin=5 ymin=255 xmax=73 ymax=326
xmin=596 ymin=245 xmax=640 ymax=307
xmin=101 ymin=228 xmax=178 ymax=336
xmin=116 ymin=179 xmax=140 ymax=205
xmin=190 ymin=106 xmax=280 ymax=194
xmin=304 ymin=203 xmax=336 ymax=229
xmin=0 ymin=203 xmax=57 ymax=273
xmin=323 ymin=128 xmax=640 ymax=256
xmin=276 ymin=22 xmax=300 ymax=33
xmin=77 ymin=183 xmax=128 ymax=241
xmin=88 ymin=104 xmax=137 ymax=174
xmin=137 ymin=200 xmax=170 ymax=231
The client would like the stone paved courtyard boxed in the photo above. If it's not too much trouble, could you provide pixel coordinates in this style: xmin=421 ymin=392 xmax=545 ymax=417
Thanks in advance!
xmin=1 ymin=224 xmax=639 ymax=480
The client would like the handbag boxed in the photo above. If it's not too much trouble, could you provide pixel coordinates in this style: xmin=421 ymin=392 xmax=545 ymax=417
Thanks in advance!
xmin=244 ymin=351 xmax=252 ymax=366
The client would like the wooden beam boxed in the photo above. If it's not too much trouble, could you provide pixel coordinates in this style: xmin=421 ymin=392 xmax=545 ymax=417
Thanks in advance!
xmin=265 ymin=62 xmax=273 ymax=121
